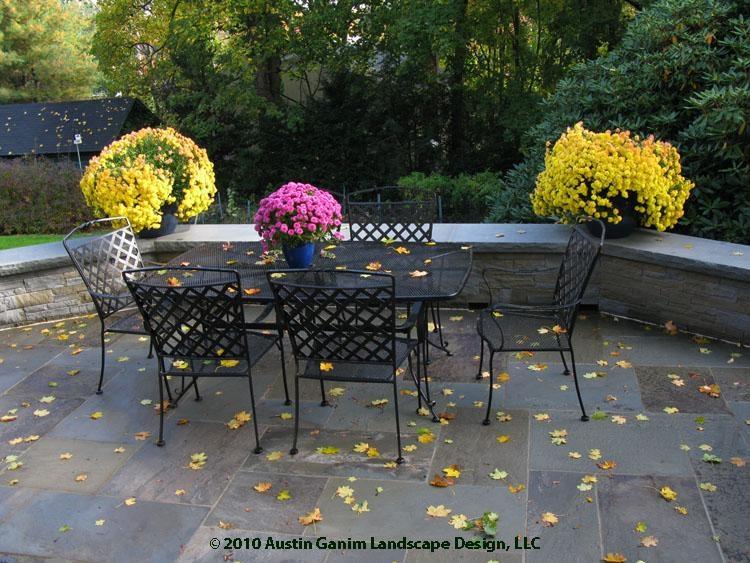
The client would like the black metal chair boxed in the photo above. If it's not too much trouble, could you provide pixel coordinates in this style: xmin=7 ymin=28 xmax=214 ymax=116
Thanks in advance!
xmin=269 ymin=269 xmax=421 ymax=464
xmin=63 ymin=217 xmax=154 ymax=395
xmin=123 ymin=267 xmax=278 ymax=452
xmin=475 ymin=223 xmax=605 ymax=424
xmin=347 ymin=186 xmax=451 ymax=367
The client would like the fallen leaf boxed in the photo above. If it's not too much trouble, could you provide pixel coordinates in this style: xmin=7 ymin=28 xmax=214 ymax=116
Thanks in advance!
xmin=316 ymin=446 xmax=339 ymax=455
xmin=541 ymin=512 xmax=558 ymax=527
xmin=95 ymin=519 xmax=105 ymax=526
xmin=276 ymin=489 xmax=292 ymax=501
xmin=319 ymin=362 xmax=334 ymax=372
xmin=59 ymin=452 xmax=73 ymax=460
xmin=450 ymin=514 xmax=469 ymax=529
xmin=166 ymin=277 xmax=181 ymax=287
xmin=188 ymin=452 xmax=207 ymax=470
xmin=124 ymin=497 xmax=136 ymax=506
xmin=219 ymin=359 xmax=240 ymax=368
xmin=640 ymin=535 xmax=659 ymax=548
xmin=90 ymin=411 xmax=103 ymax=420
xmin=426 ymin=505 xmax=452 ymax=518
xmin=601 ymin=553 xmax=626 ymax=563
xmin=266 ymin=451 xmax=283 ymax=461
xmin=660 ymin=485 xmax=677 ymax=501
xmin=489 ymin=468 xmax=508 ymax=480
xmin=75 ymin=474 xmax=87 ymax=482
xmin=699 ymin=482 xmax=717 ymax=492
xmin=134 ymin=431 xmax=150 ymax=440
xmin=299 ymin=507 xmax=323 ymax=526
xmin=730 ymin=457 xmax=746 ymax=467
xmin=409 ymin=270 xmax=429 ymax=278
xmin=243 ymin=288 xmax=262 ymax=296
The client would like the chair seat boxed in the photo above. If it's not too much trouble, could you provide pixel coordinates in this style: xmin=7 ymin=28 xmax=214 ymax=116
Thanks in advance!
xmin=477 ymin=307 xmax=571 ymax=352
xmin=106 ymin=308 xmax=147 ymax=334
xmin=300 ymin=338 xmax=416 ymax=383
xmin=162 ymin=332 xmax=278 ymax=377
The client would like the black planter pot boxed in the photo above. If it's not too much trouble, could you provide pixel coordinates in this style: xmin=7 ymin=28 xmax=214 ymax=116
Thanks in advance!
xmin=140 ymin=211 xmax=178 ymax=239
xmin=586 ymin=197 xmax=637 ymax=239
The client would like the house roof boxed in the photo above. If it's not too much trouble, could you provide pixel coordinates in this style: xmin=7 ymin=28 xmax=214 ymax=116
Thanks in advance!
xmin=0 ymin=97 xmax=150 ymax=156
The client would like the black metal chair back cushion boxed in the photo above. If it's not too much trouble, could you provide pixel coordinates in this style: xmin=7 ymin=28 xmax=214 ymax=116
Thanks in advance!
xmin=553 ymin=225 xmax=604 ymax=332
xmin=347 ymin=186 xmax=436 ymax=242
xmin=123 ymin=267 xmax=249 ymax=361
xmin=269 ymin=270 xmax=396 ymax=366
xmin=63 ymin=217 xmax=143 ymax=318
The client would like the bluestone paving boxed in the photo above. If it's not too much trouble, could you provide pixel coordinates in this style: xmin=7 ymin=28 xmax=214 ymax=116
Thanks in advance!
xmin=0 ymin=310 xmax=746 ymax=562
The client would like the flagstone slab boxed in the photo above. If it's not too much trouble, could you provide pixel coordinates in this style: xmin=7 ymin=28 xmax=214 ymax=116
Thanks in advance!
xmin=727 ymin=402 xmax=750 ymax=441
xmin=206 ymin=470 xmax=328 ymax=535
xmin=608 ymin=335 xmax=749 ymax=367
xmin=0 ymin=437 xmax=136 ymax=493
xmin=101 ymin=420 xmax=255 ymax=506
xmin=710 ymin=367 xmax=750 ymax=402
xmin=525 ymin=471 xmax=600 ymax=563
xmin=406 ymin=548 xmax=521 ymax=563
xmin=3 ymin=362 xmax=110 ymax=399
xmin=428 ymin=408 xmax=528 ymax=486
xmin=635 ymin=366 xmax=732 ymax=414
xmin=48 ymin=370 xmax=164 ymax=444
xmin=0 ymin=489 xmax=207 ymax=563
xmin=243 ymin=427 xmax=435 ymax=482
xmin=503 ymin=362 xmax=644 ymax=413
xmin=178 ymin=527 xmax=328 ymax=563
xmin=597 ymin=475 xmax=722 ymax=563
xmin=0 ymin=396 xmax=84 ymax=459
xmin=690 ymin=448 xmax=750 ymax=563
xmin=422 ymin=334 xmax=498 ymax=382
xmin=312 ymin=477 xmax=526 ymax=548
xmin=529 ymin=410 xmax=695 ymax=476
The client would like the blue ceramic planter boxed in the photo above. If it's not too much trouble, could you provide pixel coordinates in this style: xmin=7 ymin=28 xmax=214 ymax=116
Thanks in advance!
xmin=282 ymin=242 xmax=315 ymax=268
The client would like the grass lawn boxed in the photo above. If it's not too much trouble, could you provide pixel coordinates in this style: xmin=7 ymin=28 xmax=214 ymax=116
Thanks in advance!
xmin=0 ymin=234 xmax=67 ymax=250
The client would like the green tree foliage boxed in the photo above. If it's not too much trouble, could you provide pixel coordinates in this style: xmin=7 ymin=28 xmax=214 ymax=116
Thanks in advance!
xmin=488 ymin=0 xmax=750 ymax=242
xmin=0 ymin=0 xmax=98 ymax=102
xmin=92 ymin=0 xmax=632 ymax=202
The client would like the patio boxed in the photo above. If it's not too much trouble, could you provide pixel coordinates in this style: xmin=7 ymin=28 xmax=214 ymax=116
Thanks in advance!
xmin=0 ymin=308 xmax=747 ymax=562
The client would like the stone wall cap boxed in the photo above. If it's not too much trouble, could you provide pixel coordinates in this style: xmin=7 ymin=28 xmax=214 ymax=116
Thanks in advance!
xmin=0 ymin=223 xmax=747 ymax=281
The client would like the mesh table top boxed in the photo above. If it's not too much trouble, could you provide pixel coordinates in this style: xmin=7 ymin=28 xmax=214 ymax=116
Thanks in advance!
xmin=164 ymin=241 xmax=473 ymax=303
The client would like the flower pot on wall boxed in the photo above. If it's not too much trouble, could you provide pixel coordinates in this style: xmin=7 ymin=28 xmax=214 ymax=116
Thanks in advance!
xmin=139 ymin=206 xmax=178 ymax=239
xmin=282 ymin=242 xmax=316 ymax=268
xmin=586 ymin=196 xmax=637 ymax=239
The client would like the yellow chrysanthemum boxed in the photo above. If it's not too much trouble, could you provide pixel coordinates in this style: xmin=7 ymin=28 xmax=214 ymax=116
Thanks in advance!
xmin=80 ymin=127 xmax=216 ymax=233
xmin=531 ymin=123 xmax=693 ymax=231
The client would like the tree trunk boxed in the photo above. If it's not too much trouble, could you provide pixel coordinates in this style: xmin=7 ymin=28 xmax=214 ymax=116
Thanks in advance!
xmin=446 ymin=0 xmax=469 ymax=174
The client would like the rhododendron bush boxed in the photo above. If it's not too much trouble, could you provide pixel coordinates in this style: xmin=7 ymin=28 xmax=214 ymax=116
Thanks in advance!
xmin=254 ymin=182 xmax=343 ymax=249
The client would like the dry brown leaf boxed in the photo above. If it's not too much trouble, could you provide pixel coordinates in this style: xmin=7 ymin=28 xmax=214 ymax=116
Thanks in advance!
xmin=541 ymin=512 xmax=558 ymax=527
xmin=429 ymin=474 xmax=454 ymax=488
xmin=299 ymin=507 xmax=323 ymax=526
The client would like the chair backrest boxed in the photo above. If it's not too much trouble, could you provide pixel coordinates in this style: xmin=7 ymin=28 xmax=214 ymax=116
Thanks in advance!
xmin=123 ymin=267 xmax=249 ymax=362
xmin=346 ymin=186 xmax=436 ymax=242
xmin=553 ymin=224 xmax=605 ymax=331
xmin=268 ymin=269 xmax=396 ymax=366
xmin=63 ymin=217 xmax=143 ymax=318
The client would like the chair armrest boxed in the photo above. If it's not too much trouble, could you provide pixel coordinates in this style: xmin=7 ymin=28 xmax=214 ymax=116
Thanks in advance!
xmin=396 ymin=302 xmax=423 ymax=333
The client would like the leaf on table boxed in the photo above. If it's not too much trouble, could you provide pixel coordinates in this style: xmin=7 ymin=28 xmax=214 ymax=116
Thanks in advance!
xmin=166 ymin=277 xmax=181 ymax=287
xmin=319 ymin=361 xmax=334 ymax=372
xmin=409 ymin=270 xmax=429 ymax=278
xmin=243 ymin=288 xmax=262 ymax=296
xmin=394 ymin=246 xmax=410 ymax=254
xmin=365 ymin=261 xmax=382 ymax=271
xmin=33 ymin=409 xmax=49 ymax=417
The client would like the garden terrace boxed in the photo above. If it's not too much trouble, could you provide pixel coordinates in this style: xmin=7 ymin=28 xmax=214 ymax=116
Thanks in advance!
xmin=0 ymin=305 xmax=747 ymax=561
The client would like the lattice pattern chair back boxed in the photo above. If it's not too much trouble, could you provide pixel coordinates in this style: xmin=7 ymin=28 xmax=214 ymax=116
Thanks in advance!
xmin=269 ymin=270 xmax=396 ymax=365
xmin=123 ymin=267 xmax=248 ymax=361
xmin=347 ymin=186 xmax=436 ymax=242
xmin=553 ymin=225 xmax=604 ymax=331
xmin=63 ymin=218 xmax=143 ymax=318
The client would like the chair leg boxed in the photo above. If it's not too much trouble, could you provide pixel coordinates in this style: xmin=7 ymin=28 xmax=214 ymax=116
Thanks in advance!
xmin=433 ymin=302 xmax=450 ymax=355
xmin=157 ymin=369 xmax=165 ymax=447
xmin=277 ymin=334 xmax=291 ymax=406
xmin=162 ymin=373 xmax=173 ymax=403
xmin=475 ymin=339 xmax=485 ymax=380
xmin=319 ymin=380 xmax=328 ymax=406
xmin=192 ymin=378 xmax=201 ymax=401
xmin=96 ymin=325 xmax=106 ymax=395
xmin=247 ymin=375 xmax=263 ymax=454
xmin=393 ymin=379 xmax=404 ymax=464
xmin=569 ymin=347 xmax=589 ymax=421
xmin=147 ymin=336 xmax=154 ymax=359
xmin=290 ymin=378 xmax=300 ymax=455
xmin=410 ymin=351 xmax=422 ymax=411
xmin=556 ymin=336 xmax=570 ymax=375
xmin=483 ymin=351 xmax=495 ymax=425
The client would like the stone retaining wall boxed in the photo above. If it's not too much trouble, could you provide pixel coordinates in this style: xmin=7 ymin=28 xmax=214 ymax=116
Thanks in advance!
xmin=0 ymin=224 xmax=747 ymax=344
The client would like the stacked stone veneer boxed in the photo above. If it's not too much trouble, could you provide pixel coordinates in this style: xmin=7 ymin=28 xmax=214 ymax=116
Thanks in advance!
xmin=0 ymin=225 xmax=747 ymax=344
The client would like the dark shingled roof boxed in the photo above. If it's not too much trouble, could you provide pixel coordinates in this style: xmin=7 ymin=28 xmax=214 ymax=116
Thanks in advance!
xmin=0 ymin=97 xmax=156 ymax=157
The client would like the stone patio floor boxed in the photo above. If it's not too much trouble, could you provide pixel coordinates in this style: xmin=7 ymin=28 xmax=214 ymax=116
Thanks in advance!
xmin=0 ymin=309 xmax=748 ymax=563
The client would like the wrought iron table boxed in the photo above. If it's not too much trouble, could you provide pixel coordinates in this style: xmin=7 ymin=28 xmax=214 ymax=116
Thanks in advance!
xmin=165 ymin=241 xmax=473 ymax=305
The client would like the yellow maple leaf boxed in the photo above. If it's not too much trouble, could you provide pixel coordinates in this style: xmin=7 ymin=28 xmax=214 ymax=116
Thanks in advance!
xmin=89 ymin=411 xmax=103 ymax=420
xmin=276 ymin=489 xmax=292 ymax=501
xmin=508 ymin=484 xmax=525 ymax=494
xmin=426 ymin=504 xmax=452 ymax=518
xmin=659 ymin=485 xmax=677 ymax=501
xmin=640 ymin=535 xmax=659 ymax=548
xmin=319 ymin=362 xmax=334 ymax=372
xmin=602 ymin=553 xmax=627 ymax=563
xmin=266 ymin=451 xmax=283 ymax=461
xmin=418 ymin=432 xmax=435 ymax=444
xmin=174 ymin=489 xmax=186 ymax=496
xmin=188 ymin=452 xmax=207 ymax=470
xmin=449 ymin=514 xmax=469 ymax=529
xmin=365 ymin=261 xmax=382 ymax=271
xmin=316 ymin=446 xmax=339 ymax=455
xmin=124 ymin=497 xmax=136 ymax=506
xmin=409 ymin=270 xmax=429 ymax=278
xmin=166 ymin=277 xmax=181 ymax=287
xmin=394 ymin=246 xmax=410 ymax=254
xmin=75 ymin=474 xmax=87 ymax=482
xmin=59 ymin=452 xmax=73 ymax=460
xmin=496 ymin=435 xmax=511 ymax=444
xmin=442 ymin=465 xmax=461 ymax=478
xmin=219 ymin=359 xmax=240 ymax=368
xmin=541 ymin=512 xmax=558 ymax=527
